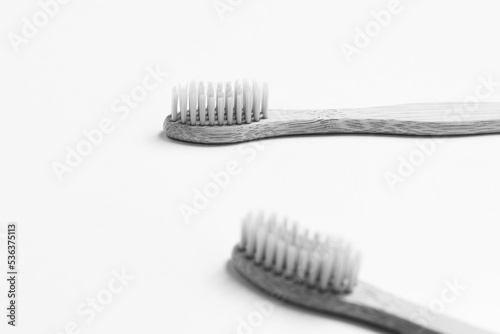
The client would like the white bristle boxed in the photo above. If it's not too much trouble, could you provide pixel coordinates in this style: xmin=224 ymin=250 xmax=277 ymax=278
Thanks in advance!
xmin=244 ymin=81 xmax=253 ymax=124
xmin=245 ymin=218 xmax=257 ymax=257
xmin=239 ymin=214 xmax=250 ymax=249
xmin=275 ymin=239 xmax=286 ymax=273
xmin=208 ymin=83 xmax=215 ymax=126
xmin=171 ymin=79 xmax=267 ymax=126
xmin=171 ymin=87 xmax=178 ymax=121
xmin=217 ymin=90 xmax=225 ymax=126
xmin=179 ymin=83 xmax=188 ymax=124
xmin=308 ymin=250 xmax=321 ymax=286
xmin=319 ymin=251 xmax=335 ymax=290
xmin=280 ymin=219 xmax=288 ymax=239
xmin=262 ymin=82 xmax=269 ymax=119
xmin=238 ymin=213 xmax=360 ymax=293
xmin=341 ymin=245 xmax=357 ymax=292
xmin=290 ymin=222 xmax=298 ymax=245
xmin=198 ymin=83 xmax=206 ymax=126
xmin=341 ymin=249 xmax=357 ymax=292
xmin=348 ymin=251 xmax=361 ymax=292
xmin=242 ymin=81 xmax=246 ymax=111
xmin=254 ymin=226 xmax=267 ymax=264
xmin=252 ymin=81 xmax=261 ymax=122
xmin=284 ymin=245 xmax=298 ymax=277
xmin=264 ymin=234 xmax=276 ymax=269
xmin=226 ymin=90 xmax=234 ymax=125
xmin=189 ymin=81 xmax=197 ymax=125
xmin=226 ymin=82 xmax=234 ymax=125
xmin=332 ymin=244 xmax=347 ymax=291
xmin=296 ymin=248 xmax=309 ymax=280
xmin=235 ymin=87 xmax=243 ymax=125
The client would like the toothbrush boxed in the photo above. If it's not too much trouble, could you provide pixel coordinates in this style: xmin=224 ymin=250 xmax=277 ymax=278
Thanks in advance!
xmin=230 ymin=213 xmax=494 ymax=334
xmin=164 ymin=80 xmax=500 ymax=144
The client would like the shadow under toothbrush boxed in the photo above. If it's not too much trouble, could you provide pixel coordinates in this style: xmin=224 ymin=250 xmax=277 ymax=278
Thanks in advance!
xmin=225 ymin=260 xmax=398 ymax=334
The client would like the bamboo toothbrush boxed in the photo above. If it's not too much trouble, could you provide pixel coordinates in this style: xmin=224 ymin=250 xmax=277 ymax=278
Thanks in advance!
xmin=230 ymin=213 xmax=494 ymax=334
xmin=164 ymin=80 xmax=500 ymax=144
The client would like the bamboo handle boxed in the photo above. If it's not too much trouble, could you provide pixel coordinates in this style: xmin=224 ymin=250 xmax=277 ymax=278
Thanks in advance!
xmin=271 ymin=102 xmax=500 ymax=136
xmin=164 ymin=102 xmax=500 ymax=143
xmin=231 ymin=247 xmax=494 ymax=334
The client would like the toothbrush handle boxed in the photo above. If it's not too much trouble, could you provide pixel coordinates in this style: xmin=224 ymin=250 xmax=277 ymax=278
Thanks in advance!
xmin=270 ymin=102 xmax=500 ymax=136
xmin=231 ymin=248 xmax=495 ymax=334
xmin=344 ymin=282 xmax=494 ymax=334
xmin=164 ymin=102 xmax=500 ymax=143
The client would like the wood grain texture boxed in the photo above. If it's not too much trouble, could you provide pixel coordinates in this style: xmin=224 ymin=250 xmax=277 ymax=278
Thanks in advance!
xmin=231 ymin=247 xmax=494 ymax=334
xmin=164 ymin=102 xmax=500 ymax=144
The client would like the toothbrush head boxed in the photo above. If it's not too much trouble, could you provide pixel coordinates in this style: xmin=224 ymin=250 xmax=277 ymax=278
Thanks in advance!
xmin=232 ymin=213 xmax=361 ymax=294
xmin=164 ymin=80 xmax=270 ymax=144
xmin=230 ymin=214 xmax=490 ymax=334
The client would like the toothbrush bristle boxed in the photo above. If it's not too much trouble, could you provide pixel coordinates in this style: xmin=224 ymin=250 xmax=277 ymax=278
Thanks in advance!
xmin=170 ymin=80 xmax=269 ymax=125
xmin=238 ymin=213 xmax=361 ymax=293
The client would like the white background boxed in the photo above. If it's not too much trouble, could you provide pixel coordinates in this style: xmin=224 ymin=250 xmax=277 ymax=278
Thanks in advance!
xmin=1 ymin=0 xmax=500 ymax=333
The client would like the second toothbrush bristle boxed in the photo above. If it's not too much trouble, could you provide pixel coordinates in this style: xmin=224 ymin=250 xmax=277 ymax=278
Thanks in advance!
xmin=239 ymin=213 xmax=361 ymax=294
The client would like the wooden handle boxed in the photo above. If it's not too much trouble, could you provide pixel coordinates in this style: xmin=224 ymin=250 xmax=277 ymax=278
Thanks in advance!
xmin=231 ymin=247 xmax=494 ymax=334
xmin=271 ymin=102 xmax=500 ymax=136
xmin=164 ymin=102 xmax=500 ymax=143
